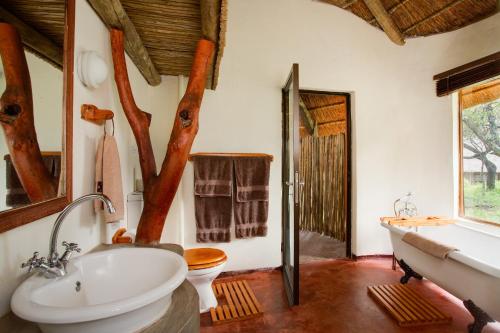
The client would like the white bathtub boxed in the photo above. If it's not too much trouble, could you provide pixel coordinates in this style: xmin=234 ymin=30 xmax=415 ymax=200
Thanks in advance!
xmin=382 ymin=221 xmax=500 ymax=321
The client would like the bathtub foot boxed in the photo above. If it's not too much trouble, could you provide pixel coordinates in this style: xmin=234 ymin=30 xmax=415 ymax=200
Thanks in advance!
xmin=397 ymin=259 xmax=422 ymax=284
xmin=464 ymin=300 xmax=494 ymax=333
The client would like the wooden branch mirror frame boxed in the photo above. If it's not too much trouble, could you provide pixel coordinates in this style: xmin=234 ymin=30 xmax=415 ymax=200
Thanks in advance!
xmin=0 ymin=0 xmax=74 ymax=233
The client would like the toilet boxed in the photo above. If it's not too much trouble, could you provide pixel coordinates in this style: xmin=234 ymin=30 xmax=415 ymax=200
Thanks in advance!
xmin=125 ymin=193 xmax=226 ymax=313
xmin=184 ymin=248 xmax=227 ymax=313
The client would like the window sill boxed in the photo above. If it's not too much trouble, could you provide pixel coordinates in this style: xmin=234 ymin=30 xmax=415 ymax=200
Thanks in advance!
xmin=456 ymin=217 xmax=500 ymax=238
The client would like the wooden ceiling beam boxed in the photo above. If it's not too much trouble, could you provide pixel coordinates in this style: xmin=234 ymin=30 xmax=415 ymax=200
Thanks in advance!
xmin=200 ymin=0 xmax=221 ymax=90
xmin=363 ymin=0 xmax=405 ymax=45
xmin=0 ymin=6 xmax=63 ymax=68
xmin=87 ymin=0 xmax=161 ymax=86
xmin=299 ymin=99 xmax=317 ymax=136
xmin=368 ymin=0 xmax=412 ymax=25
xmin=200 ymin=0 xmax=221 ymax=43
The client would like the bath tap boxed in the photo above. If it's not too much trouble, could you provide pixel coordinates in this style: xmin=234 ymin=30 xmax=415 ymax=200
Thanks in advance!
xmin=21 ymin=194 xmax=116 ymax=278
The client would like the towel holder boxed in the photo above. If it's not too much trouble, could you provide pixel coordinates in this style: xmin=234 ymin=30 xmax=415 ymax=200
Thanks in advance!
xmin=188 ymin=153 xmax=273 ymax=162
xmin=81 ymin=104 xmax=114 ymax=124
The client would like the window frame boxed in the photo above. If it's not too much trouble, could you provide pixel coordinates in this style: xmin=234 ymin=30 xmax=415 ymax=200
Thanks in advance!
xmin=457 ymin=88 xmax=499 ymax=227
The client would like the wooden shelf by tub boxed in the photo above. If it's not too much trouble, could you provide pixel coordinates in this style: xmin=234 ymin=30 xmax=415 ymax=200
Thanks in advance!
xmin=380 ymin=216 xmax=457 ymax=227
xmin=188 ymin=153 xmax=273 ymax=162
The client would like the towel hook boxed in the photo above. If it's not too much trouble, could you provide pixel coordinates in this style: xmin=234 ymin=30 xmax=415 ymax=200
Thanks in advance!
xmin=104 ymin=118 xmax=115 ymax=136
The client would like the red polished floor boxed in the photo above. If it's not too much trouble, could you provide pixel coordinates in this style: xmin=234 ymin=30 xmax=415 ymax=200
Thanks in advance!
xmin=200 ymin=258 xmax=474 ymax=333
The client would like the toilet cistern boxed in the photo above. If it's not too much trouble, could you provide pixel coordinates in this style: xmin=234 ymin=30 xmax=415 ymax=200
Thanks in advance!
xmin=20 ymin=193 xmax=116 ymax=278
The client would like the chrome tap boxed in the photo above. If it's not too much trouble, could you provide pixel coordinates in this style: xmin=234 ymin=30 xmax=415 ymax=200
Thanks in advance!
xmin=21 ymin=194 xmax=116 ymax=278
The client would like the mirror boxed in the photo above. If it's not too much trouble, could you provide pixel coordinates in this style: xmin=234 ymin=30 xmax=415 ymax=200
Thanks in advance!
xmin=0 ymin=0 xmax=74 ymax=232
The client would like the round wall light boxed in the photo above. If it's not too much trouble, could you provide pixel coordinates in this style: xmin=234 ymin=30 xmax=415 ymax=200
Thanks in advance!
xmin=77 ymin=51 xmax=108 ymax=89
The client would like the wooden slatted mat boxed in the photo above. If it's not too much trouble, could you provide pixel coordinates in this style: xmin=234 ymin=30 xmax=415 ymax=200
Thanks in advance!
xmin=209 ymin=280 xmax=263 ymax=324
xmin=368 ymin=284 xmax=452 ymax=327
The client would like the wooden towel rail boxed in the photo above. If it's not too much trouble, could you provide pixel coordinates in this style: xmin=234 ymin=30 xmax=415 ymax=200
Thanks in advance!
xmin=188 ymin=152 xmax=273 ymax=161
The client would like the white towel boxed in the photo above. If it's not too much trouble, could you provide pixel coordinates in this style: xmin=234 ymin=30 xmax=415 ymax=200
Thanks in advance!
xmin=94 ymin=134 xmax=124 ymax=223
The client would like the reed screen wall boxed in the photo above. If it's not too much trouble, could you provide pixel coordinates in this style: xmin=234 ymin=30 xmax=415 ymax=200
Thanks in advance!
xmin=299 ymin=134 xmax=346 ymax=241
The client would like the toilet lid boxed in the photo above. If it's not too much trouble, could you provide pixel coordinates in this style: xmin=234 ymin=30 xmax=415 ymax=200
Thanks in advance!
xmin=184 ymin=248 xmax=227 ymax=269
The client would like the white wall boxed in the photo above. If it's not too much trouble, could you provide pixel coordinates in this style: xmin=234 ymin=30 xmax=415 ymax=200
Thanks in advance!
xmin=0 ymin=0 xmax=151 ymax=317
xmin=171 ymin=0 xmax=500 ymax=271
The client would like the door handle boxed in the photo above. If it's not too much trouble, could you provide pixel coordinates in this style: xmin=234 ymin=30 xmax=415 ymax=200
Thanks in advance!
xmin=294 ymin=172 xmax=300 ymax=204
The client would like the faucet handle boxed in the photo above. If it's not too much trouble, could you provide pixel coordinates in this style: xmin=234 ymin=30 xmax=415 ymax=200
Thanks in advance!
xmin=62 ymin=241 xmax=81 ymax=253
xmin=21 ymin=252 xmax=40 ymax=272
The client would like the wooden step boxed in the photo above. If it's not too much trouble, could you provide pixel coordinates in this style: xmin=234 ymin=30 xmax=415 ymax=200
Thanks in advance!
xmin=368 ymin=284 xmax=452 ymax=327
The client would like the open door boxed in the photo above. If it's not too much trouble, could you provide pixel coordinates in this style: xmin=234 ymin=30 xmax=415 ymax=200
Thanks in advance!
xmin=281 ymin=64 xmax=300 ymax=306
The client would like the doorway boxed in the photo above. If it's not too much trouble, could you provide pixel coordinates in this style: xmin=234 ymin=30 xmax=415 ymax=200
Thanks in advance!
xmin=298 ymin=90 xmax=351 ymax=263
xmin=281 ymin=64 xmax=352 ymax=306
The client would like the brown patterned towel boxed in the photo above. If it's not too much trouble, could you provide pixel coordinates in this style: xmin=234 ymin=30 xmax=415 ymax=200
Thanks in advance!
xmin=233 ymin=157 xmax=270 ymax=238
xmin=193 ymin=156 xmax=232 ymax=243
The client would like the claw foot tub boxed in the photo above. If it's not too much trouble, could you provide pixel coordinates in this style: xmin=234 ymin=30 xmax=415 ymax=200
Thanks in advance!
xmin=381 ymin=221 xmax=500 ymax=331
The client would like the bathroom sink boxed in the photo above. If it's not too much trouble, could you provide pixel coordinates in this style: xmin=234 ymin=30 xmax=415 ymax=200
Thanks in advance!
xmin=11 ymin=247 xmax=188 ymax=333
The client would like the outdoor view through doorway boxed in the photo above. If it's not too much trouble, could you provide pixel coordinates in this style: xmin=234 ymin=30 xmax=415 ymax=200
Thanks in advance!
xmin=298 ymin=90 xmax=351 ymax=263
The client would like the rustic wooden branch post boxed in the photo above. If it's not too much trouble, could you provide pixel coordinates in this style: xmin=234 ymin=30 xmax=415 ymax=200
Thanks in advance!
xmin=0 ymin=23 xmax=58 ymax=202
xmin=110 ymin=28 xmax=214 ymax=244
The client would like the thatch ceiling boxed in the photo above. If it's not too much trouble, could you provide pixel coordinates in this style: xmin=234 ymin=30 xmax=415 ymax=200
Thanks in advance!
xmin=0 ymin=0 xmax=227 ymax=89
xmin=0 ymin=0 xmax=65 ymax=47
xmin=0 ymin=0 xmax=65 ymax=67
xmin=120 ymin=0 xmax=226 ymax=88
xmin=300 ymin=93 xmax=347 ymax=138
xmin=319 ymin=0 xmax=498 ymax=39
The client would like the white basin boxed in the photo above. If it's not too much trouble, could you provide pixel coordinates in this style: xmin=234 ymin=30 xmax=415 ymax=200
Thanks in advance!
xmin=11 ymin=247 xmax=188 ymax=333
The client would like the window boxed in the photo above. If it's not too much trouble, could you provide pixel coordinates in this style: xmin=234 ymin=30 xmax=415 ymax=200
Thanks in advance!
xmin=459 ymin=78 xmax=500 ymax=225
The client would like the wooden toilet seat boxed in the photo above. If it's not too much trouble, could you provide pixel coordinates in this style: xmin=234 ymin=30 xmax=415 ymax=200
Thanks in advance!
xmin=184 ymin=248 xmax=227 ymax=270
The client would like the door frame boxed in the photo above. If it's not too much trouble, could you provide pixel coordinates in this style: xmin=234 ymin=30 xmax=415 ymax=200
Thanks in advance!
xmin=286 ymin=89 xmax=353 ymax=258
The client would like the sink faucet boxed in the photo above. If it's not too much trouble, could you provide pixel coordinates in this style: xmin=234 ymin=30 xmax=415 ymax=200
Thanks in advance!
xmin=21 ymin=193 xmax=116 ymax=278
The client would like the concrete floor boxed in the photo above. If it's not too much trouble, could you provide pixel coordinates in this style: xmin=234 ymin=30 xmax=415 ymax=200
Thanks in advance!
xmin=201 ymin=258 xmax=481 ymax=333
xmin=299 ymin=230 xmax=346 ymax=263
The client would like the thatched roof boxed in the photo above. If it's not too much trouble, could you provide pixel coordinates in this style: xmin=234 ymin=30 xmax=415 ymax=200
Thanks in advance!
xmin=319 ymin=0 xmax=498 ymax=39
xmin=300 ymin=93 xmax=347 ymax=137
xmin=0 ymin=0 xmax=227 ymax=89
xmin=121 ymin=0 xmax=227 ymax=89
xmin=0 ymin=0 xmax=65 ymax=67
xmin=0 ymin=0 xmax=65 ymax=47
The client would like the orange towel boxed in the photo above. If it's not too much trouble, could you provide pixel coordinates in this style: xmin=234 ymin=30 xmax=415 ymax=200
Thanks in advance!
xmin=94 ymin=134 xmax=124 ymax=223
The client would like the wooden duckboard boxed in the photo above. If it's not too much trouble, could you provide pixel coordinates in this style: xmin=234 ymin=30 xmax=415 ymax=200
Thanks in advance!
xmin=368 ymin=284 xmax=452 ymax=327
xmin=380 ymin=216 xmax=456 ymax=227
xmin=210 ymin=280 xmax=263 ymax=324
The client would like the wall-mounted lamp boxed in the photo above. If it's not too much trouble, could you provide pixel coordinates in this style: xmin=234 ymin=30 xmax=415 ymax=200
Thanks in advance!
xmin=77 ymin=51 xmax=108 ymax=89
